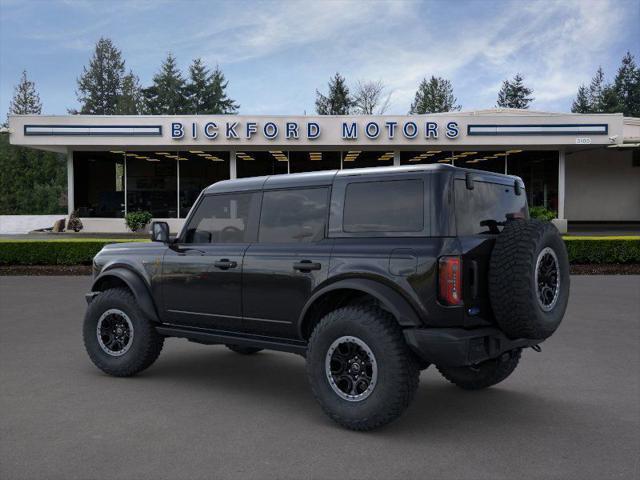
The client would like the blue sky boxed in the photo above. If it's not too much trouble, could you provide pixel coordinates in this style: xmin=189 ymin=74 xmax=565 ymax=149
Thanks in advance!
xmin=1 ymin=0 xmax=638 ymax=117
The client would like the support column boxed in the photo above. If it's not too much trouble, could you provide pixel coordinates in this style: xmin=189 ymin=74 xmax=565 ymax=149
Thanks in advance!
xmin=66 ymin=149 xmax=74 ymax=216
xmin=230 ymin=150 xmax=237 ymax=179
xmin=558 ymin=149 xmax=565 ymax=220
xmin=555 ymin=149 xmax=568 ymax=234
xmin=393 ymin=151 xmax=400 ymax=167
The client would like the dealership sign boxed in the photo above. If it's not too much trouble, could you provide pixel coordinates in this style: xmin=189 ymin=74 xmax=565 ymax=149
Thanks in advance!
xmin=170 ymin=120 xmax=461 ymax=141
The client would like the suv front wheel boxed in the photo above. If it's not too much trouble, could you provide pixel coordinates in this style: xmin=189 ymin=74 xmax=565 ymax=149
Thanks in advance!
xmin=306 ymin=305 xmax=419 ymax=431
xmin=83 ymin=287 xmax=164 ymax=377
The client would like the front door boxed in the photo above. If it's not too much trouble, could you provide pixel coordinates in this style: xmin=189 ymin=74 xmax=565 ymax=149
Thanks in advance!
xmin=242 ymin=187 xmax=332 ymax=338
xmin=161 ymin=191 xmax=259 ymax=330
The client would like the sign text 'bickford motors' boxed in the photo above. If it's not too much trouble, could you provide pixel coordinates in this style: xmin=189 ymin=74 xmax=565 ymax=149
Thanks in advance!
xmin=170 ymin=120 xmax=460 ymax=141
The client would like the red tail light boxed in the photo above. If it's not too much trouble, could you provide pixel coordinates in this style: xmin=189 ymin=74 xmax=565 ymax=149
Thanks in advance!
xmin=439 ymin=256 xmax=462 ymax=305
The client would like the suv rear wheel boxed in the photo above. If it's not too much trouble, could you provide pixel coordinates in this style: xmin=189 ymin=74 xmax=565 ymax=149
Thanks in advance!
xmin=437 ymin=349 xmax=521 ymax=390
xmin=306 ymin=305 xmax=419 ymax=431
xmin=83 ymin=288 xmax=164 ymax=377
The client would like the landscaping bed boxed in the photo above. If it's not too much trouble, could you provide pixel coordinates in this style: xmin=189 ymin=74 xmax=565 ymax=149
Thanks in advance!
xmin=1 ymin=236 xmax=638 ymax=275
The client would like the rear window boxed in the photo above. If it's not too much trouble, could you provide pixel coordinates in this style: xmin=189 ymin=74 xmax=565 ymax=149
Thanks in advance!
xmin=455 ymin=179 xmax=528 ymax=235
xmin=343 ymin=179 xmax=424 ymax=233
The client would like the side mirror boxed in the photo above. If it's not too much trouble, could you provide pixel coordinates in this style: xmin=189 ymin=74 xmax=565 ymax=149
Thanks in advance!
xmin=150 ymin=221 xmax=170 ymax=243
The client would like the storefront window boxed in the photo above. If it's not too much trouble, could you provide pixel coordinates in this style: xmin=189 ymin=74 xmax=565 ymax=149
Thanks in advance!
xmin=177 ymin=150 xmax=230 ymax=217
xmin=126 ymin=152 xmax=177 ymax=218
xmin=237 ymin=151 xmax=289 ymax=178
xmin=342 ymin=150 xmax=394 ymax=169
xmin=73 ymin=151 xmax=125 ymax=218
xmin=289 ymin=151 xmax=341 ymax=173
xmin=508 ymin=151 xmax=558 ymax=210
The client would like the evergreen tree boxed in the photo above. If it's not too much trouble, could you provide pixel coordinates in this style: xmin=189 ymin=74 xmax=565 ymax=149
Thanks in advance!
xmin=409 ymin=76 xmax=460 ymax=114
xmin=185 ymin=59 xmax=239 ymax=114
xmin=613 ymin=51 xmax=640 ymax=117
xmin=186 ymin=58 xmax=209 ymax=114
xmin=116 ymin=71 xmax=144 ymax=115
xmin=315 ymin=73 xmax=353 ymax=115
xmin=143 ymin=53 xmax=188 ymax=114
xmin=496 ymin=74 xmax=534 ymax=109
xmin=587 ymin=67 xmax=607 ymax=112
xmin=207 ymin=65 xmax=239 ymax=114
xmin=571 ymin=85 xmax=591 ymax=113
xmin=8 ymin=70 xmax=42 ymax=116
xmin=75 ymin=37 xmax=126 ymax=114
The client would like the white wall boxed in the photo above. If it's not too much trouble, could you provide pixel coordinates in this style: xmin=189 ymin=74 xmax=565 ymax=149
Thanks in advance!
xmin=565 ymin=149 xmax=640 ymax=221
xmin=0 ymin=215 xmax=66 ymax=234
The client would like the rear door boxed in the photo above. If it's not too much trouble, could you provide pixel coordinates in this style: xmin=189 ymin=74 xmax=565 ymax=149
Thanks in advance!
xmin=241 ymin=186 xmax=333 ymax=338
xmin=160 ymin=192 xmax=260 ymax=330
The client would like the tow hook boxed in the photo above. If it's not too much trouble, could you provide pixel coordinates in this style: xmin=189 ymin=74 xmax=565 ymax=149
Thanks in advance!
xmin=530 ymin=344 xmax=542 ymax=353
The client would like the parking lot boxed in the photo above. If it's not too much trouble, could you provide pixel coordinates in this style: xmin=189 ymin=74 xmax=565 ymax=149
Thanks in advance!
xmin=1 ymin=275 xmax=638 ymax=480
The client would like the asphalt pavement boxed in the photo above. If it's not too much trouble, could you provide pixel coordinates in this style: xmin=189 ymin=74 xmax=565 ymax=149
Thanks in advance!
xmin=0 ymin=275 xmax=638 ymax=480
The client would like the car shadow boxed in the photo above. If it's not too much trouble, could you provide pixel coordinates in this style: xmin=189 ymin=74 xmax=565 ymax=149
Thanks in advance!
xmin=119 ymin=343 xmax=584 ymax=436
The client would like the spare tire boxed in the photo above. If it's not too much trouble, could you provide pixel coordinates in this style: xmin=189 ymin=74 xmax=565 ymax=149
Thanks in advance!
xmin=489 ymin=219 xmax=570 ymax=340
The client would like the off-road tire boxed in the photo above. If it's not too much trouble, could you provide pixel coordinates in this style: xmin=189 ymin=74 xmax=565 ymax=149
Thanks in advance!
xmin=306 ymin=305 xmax=419 ymax=431
xmin=83 ymin=287 xmax=164 ymax=377
xmin=489 ymin=219 xmax=570 ymax=340
xmin=225 ymin=344 xmax=263 ymax=355
xmin=437 ymin=349 xmax=522 ymax=390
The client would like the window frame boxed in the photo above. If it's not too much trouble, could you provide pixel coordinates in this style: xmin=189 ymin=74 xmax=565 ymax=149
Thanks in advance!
xmin=329 ymin=173 xmax=431 ymax=238
xmin=256 ymin=186 xmax=332 ymax=244
xmin=177 ymin=191 xmax=261 ymax=245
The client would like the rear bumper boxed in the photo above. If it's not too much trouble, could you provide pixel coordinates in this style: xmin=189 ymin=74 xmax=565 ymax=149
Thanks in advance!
xmin=403 ymin=327 xmax=541 ymax=367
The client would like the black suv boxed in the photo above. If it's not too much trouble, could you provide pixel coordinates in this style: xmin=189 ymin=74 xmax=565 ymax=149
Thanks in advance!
xmin=83 ymin=164 xmax=569 ymax=430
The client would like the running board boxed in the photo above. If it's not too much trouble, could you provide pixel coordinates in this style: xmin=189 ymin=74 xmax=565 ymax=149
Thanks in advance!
xmin=156 ymin=325 xmax=308 ymax=355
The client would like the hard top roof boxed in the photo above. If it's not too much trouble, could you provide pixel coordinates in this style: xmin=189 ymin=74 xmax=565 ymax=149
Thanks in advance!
xmin=203 ymin=163 xmax=521 ymax=194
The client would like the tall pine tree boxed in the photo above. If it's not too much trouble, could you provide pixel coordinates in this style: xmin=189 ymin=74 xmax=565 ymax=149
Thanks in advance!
xmin=315 ymin=73 xmax=353 ymax=115
xmin=571 ymin=85 xmax=591 ymax=113
xmin=8 ymin=70 xmax=42 ymax=117
xmin=409 ymin=76 xmax=460 ymax=114
xmin=613 ymin=51 xmax=640 ymax=117
xmin=185 ymin=59 xmax=239 ymax=114
xmin=116 ymin=71 xmax=144 ymax=115
xmin=75 ymin=38 xmax=126 ymax=114
xmin=1 ymin=72 xmax=66 ymax=214
xmin=496 ymin=74 xmax=534 ymax=109
xmin=143 ymin=53 xmax=188 ymax=114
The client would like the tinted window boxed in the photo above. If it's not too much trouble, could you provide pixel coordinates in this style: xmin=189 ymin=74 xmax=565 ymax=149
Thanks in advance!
xmin=184 ymin=193 xmax=254 ymax=243
xmin=343 ymin=180 xmax=424 ymax=233
xmin=259 ymin=188 xmax=329 ymax=243
xmin=455 ymin=180 xmax=528 ymax=235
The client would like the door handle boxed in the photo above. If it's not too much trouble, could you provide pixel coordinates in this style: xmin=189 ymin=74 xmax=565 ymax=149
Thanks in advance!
xmin=293 ymin=260 xmax=322 ymax=272
xmin=214 ymin=259 xmax=238 ymax=270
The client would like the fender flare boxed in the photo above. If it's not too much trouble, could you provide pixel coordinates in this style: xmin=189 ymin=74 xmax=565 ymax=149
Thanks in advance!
xmin=91 ymin=267 xmax=160 ymax=323
xmin=297 ymin=278 xmax=423 ymax=337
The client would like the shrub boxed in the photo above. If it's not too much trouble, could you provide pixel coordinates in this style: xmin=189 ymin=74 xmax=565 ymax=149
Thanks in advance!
xmin=67 ymin=210 xmax=83 ymax=232
xmin=0 ymin=239 xmax=148 ymax=265
xmin=563 ymin=237 xmax=640 ymax=264
xmin=529 ymin=206 xmax=557 ymax=221
xmin=125 ymin=211 xmax=153 ymax=232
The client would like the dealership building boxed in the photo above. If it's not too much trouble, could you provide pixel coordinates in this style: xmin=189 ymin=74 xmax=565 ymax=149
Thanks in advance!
xmin=7 ymin=109 xmax=640 ymax=233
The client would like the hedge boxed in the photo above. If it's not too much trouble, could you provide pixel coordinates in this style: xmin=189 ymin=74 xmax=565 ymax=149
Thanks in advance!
xmin=0 ymin=237 xmax=638 ymax=266
xmin=563 ymin=236 xmax=640 ymax=264
xmin=0 ymin=239 xmax=148 ymax=265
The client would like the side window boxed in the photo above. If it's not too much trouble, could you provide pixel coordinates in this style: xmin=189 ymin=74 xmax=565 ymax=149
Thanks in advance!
xmin=455 ymin=180 xmax=528 ymax=235
xmin=343 ymin=179 xmax=424 ymax=233
xmin=259 ymin=188 xmax=329 ymax=243
xmin=184 ymin=193 xmax=254 ymax=243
